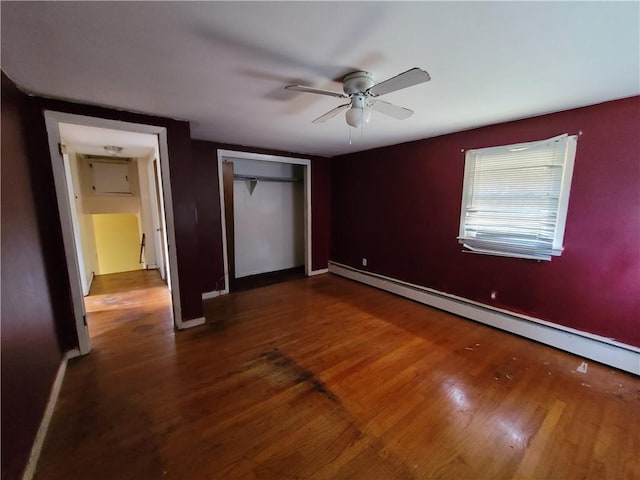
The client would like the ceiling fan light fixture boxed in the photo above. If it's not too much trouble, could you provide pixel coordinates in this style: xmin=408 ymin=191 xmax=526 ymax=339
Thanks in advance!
xmin=286 ymin=67 xmax=429 ymax=128
xmin=345 ymin=106 xmax=371 ymax=128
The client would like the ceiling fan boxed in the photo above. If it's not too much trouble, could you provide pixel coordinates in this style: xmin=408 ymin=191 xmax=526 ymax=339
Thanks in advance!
xmin=285 ymin=67 xmax=431 ymax=128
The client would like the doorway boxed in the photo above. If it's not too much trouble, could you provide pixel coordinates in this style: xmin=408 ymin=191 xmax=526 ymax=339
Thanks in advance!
xmin=44 ymin=111 xmax=189 ymax=355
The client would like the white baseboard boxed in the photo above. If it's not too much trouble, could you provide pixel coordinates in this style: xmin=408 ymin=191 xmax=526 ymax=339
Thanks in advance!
xmin=202 ymin=290 xmax=221 ymax=300
xmin=22 ymin=350 xmax=73 ymax=480
xmin=85 ymin=272 xmax=94 ymax=297
xmin=66 ymin=348 xmax=81 ymax=359
xmin=328 ymin=261 xmax=640 ymax=375
xmin=179 ymin=316 xmax=206 ymax=330
xmin=309 ymin=268 xmax=329 ymax=276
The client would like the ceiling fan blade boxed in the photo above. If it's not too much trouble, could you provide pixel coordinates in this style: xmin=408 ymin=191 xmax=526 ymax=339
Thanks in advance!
xmin=285 ymin=85 xmax=348 ymax=98
xmin=368 ymin=67 xmax=431 ymax=97
xmin=369 ymin=100 xmax=414 ymax=120
xmin=312 ymin=104 xmax=351 ymax=124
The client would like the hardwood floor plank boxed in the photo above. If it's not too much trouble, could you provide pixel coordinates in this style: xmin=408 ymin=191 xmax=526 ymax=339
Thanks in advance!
xmin=33 ymin=271 xmax=639 ymax=479
xmin=513 ymin=399 xmax=566 ymax=479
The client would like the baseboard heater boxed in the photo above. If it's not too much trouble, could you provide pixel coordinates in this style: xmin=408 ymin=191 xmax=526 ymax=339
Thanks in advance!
xmin=328 ymin=261 xmax=639 ymax=375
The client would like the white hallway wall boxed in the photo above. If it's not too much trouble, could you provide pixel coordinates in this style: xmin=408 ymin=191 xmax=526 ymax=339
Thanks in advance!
xmin=232 ymin=159 xmax=304 ymax=278
xmin=68 ymin=151 xmax=97 ymax=294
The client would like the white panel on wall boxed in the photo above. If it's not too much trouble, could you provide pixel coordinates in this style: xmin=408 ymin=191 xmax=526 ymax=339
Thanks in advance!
xmin=81 ymin=156 xmax=140 ymax=214
xmin=91 ymin=160 xmax=131 ymax=194
xmin=233 ymin=159 xmax=304 ymax=278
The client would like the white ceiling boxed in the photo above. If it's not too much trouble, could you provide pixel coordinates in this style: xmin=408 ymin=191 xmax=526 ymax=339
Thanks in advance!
xmin=59 ymin=123 xmax=158 ymax=159
xmin=2 ymin=2 xmax=638 ymax=157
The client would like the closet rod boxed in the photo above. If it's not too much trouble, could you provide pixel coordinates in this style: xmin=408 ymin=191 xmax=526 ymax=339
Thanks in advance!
xmin=233 ymin=174 xmax=302 ymax=183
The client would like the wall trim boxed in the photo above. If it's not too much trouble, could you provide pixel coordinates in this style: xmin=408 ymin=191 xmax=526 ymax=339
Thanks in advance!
xmin=202 ymin=290 xmax=222 ymax=300
xmin=21 ymin=350 xmax=73 ymax=480
xmin=66 ymin=348 xmax=81 ymax=360
xmin=328 ymin=261 xmax=640 ymax=375
xmin=86 ymin=271 xmax=94 ymax=296
xmin=309 ymin=268 xmax=329 ymax=276
xmin=179 ymin=316 xmax=206 ymax=329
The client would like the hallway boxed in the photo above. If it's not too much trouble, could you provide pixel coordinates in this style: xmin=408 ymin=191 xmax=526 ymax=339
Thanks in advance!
xmin=84 ymin=269 xmax=172 ymax=340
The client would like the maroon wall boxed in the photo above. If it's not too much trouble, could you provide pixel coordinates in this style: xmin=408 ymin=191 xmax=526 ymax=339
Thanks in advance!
xmin=193 ymin=140 xmax=226 ymax=292
xmin=28 ymin=97 xmax=203 ymax=322
xmin=1 ymin=74 xmax=66 ymax=480
xmin=311 ymin=155 xmax=332 ymax=271
xmin=192 ymin=141 xmax=332 ymax=292
xmin=332 ymin=96 xmax=640 ymax=347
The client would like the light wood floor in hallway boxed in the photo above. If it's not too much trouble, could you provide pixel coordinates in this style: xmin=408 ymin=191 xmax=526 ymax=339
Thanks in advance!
xmin=34 ymin=270 xmax=639 ymax=479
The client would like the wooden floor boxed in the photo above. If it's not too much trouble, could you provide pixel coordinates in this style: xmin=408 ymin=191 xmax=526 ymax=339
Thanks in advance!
xmin=35 ymin=271 xmax=639 ymax=479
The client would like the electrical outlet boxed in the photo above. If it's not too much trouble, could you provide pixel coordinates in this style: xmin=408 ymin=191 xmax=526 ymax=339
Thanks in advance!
xmin=362 ymin=258 xmax=368 ymax=267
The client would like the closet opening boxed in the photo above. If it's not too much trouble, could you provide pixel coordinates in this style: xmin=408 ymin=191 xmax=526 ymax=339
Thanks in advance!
xmin=215 ymin=150 xmax=312 ymax=295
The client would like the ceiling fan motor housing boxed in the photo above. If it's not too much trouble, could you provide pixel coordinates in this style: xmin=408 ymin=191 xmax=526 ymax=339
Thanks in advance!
xmin=343 ymin=71 xmax=375 ymax=95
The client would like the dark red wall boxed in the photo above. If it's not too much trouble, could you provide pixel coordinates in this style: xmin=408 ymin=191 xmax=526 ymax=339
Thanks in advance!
xmin=192 ymin=141 xmax=332 ymax=292
xmin=1 ymin=74 xmax=66 ymax=480
xmin=193 ymin=140 xmax=226 ymax=292
xmin=28 ymin=97 xmax=203 ymax=322
xmin=332 ymin=96 xmax=640 ymax=347
xmin=311 ymin=155 xmax=332 ymax=271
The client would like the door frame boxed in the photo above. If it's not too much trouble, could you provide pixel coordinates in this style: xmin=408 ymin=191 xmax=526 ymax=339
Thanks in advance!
xmin=221 ymin=161 xmax=236 ymax=292
xmin=215 ymin=149 xmax=317 ymax=296
xmin=44 ymin=111 xmax=187 ymax=355
xmin=60 ymin=151 xmax=92 ymax=296
xmin=151 ymin=158 xmax=168 ymax=281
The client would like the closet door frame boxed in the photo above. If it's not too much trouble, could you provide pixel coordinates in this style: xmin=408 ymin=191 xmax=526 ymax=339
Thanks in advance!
xmin=216 ymin=149 xmax=316 ymax=295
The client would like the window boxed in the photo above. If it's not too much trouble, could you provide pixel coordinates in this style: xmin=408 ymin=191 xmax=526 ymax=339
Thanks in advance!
xmin=458 ymin=134 xmax=577 ymax=261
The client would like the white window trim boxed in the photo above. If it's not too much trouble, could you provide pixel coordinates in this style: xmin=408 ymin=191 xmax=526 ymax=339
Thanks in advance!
xmin=458 ymin=134 xmax=578 ymax=261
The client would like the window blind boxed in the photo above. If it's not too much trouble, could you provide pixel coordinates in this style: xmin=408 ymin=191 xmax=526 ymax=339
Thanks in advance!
xmin=458 ymin=134 xmax=577 ymax=260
